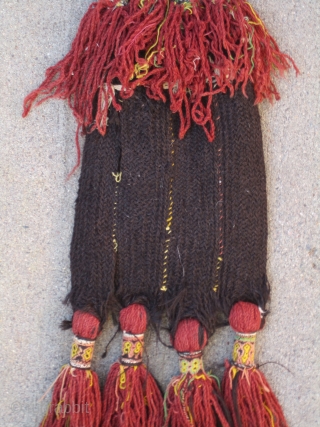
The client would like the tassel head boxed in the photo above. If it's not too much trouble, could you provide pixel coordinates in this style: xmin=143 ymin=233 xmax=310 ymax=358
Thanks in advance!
xmin=229 ymin=301 xmax=262 ymax=333
xmin=173 ymin=318 xmax=208 ymax=352
xmin=72 ymin=310 xmax=100 ymax=339
xmin=119 ymin=303 xmax=148 ymax=334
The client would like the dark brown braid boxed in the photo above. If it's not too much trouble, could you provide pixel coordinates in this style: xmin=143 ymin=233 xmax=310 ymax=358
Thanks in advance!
xmin=160 ymin=102 xmax=224 ymax=335
xmin=67 ymin=106 xmax=121 ymax=324
xmin=115 ymin=88 xmax=172 ymax=314
xmin=218 ymin=83 xmax=269 ymax=316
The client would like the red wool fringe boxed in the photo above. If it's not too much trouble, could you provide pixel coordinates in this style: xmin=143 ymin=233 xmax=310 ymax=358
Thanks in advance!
xmin=164 ymin=371 xmax=230 ymax=427
xmin=39 ymin=365 xmax=101 ymax=427
xmin=222 ymin=361 xmax=288 ymax=427
xmin=101 ymin=362 xmax=163 ymax=427
xmin=23 ymin=0 xmax=298 ymax=148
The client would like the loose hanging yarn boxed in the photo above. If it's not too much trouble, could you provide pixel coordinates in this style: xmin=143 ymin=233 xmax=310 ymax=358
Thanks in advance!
xmin=23 ymin=0 xmax=298 ymax=145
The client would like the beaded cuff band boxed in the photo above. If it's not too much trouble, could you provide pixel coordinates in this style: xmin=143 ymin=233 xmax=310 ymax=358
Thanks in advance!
xmin=70 ymin=336 xmax=95 ymax=370
xmin=120 ymin=332 xmax=144 ymax=366
xmin=232 ymin=332 xmax=256 ymax=369
xmin=178 ymin=351 xmax=204 ymax=375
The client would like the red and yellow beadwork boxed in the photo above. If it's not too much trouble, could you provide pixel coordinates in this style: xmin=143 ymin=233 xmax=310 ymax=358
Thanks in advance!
xmin=121 ymin=332 xmax=144 ymax=366
xmin=70 ymin=336 xmax=95 ymax=370
xmin=179 ymin=351 xmax=204 ymax=375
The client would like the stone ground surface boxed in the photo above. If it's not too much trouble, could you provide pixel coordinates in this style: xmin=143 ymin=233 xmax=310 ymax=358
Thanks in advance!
xmin=0 ymin=1 xmax=319 ymax=426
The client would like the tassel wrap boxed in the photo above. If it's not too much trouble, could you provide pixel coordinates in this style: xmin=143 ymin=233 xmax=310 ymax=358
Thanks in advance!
xmin=101 ymin=304 xmax=163 ymax=427
xmin=164 ymin=318 xmax=231 ymax=427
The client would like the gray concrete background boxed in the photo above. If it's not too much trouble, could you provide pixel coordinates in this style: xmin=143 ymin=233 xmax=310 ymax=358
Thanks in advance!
xmin=0 ymin=1 xmax=319 ymax=426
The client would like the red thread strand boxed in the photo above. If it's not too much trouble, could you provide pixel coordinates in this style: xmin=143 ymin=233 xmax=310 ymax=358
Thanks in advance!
xmin=165 ymin=371 xmax=230 ymax=427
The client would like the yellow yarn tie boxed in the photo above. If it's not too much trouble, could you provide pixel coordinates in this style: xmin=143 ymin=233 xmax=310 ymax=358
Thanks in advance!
xmin=134 ymin=62 xmax=149 ymax=79
xmin=145 ymin=0 xmax=170 ymax=62
xmin=112 ymin=172 xmax=122 ymax=183
xmin=55 ymin=399 xmax=64 ymax=419
xmin=230 ymin=365 xmax=238 ymax=380
xmin=194 ymin=374 xmax=206 ymax=381
xmin=183 ymin=2 xmax=193 ymax=14
xmin=86 ymin=370 xmax=94 ymax=387
xmin=119 ymin=365 xmax=127 ymax=390
xmin=245 ymin=2 xmax=267 ymax=34
xmin=174 ymin=375 xmax=187 ymax=395
xmin=161 ymin=117 xmax=175 ymax=292
xmin=187 ymin=406 xmax=194 ymax=425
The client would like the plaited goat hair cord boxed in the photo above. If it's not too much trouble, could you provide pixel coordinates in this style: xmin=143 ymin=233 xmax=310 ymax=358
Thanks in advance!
xmin=23 ymin=0 xmax=297 ymax=426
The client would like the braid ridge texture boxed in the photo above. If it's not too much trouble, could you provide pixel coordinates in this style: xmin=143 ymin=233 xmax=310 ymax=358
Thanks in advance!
xmin=219 ymin=83 xmax=269 ymax=316
xmin=162 ymin=105 xmax=222 ymax=335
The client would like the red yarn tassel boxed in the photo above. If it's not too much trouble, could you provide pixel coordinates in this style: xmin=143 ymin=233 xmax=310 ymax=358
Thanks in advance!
xmin=222 ymin=302 xmax=288 ymax=427
xmin=101 ymin=304 xmax=163 ymax=427
xmin=164 ymin=319 xmax=231 ymax=427
xmin=39 ymin=311 xmax=102 ymax=427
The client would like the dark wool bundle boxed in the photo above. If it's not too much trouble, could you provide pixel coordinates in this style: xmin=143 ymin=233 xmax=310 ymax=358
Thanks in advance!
xmin=68 ymin=84 xmax=268 ymax=335
xmin=68 ymin=105 xmax=121 ymax=324
xmin=35 ymin=83 xmax=271 ymax=427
